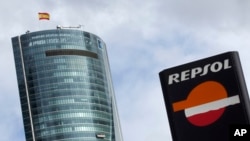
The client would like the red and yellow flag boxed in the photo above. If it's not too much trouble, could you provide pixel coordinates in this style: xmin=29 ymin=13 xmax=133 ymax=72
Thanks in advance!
xmin=38 ymin=12 xmax=50 ymax=20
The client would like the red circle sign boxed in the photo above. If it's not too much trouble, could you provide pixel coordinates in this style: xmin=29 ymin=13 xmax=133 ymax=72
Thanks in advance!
xmin=172 ymin=81 xmax=241 ymax=126
xmin=184 ymin=81 xmax=227 ymax=126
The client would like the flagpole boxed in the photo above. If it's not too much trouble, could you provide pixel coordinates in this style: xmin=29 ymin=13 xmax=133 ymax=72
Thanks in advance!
xmin=38 ymin=13 xmax=41 ymax=31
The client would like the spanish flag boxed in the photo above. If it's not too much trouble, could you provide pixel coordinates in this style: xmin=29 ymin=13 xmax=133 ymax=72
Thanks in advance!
xmin=38 ymin=12 xmax=50 ymax=20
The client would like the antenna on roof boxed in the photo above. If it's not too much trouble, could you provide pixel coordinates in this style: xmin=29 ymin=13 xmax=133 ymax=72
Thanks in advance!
xmin=56 ymin=25 xmax=84 ymax=30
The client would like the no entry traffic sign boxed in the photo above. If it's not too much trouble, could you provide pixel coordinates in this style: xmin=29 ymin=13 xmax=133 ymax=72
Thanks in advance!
xmin=159 ymin=51 xmax=250 ymax=141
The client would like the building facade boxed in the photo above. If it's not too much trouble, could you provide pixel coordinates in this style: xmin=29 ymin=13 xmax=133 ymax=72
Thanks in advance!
xmin=12 ymin=29 xmax=123 ymax=141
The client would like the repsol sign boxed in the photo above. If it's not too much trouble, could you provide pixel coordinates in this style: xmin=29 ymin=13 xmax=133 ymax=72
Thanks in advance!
xmin=159 ymin=51 xmax=250 ymax=141
xmin=168 ymin=59 xmax=232 ymax=85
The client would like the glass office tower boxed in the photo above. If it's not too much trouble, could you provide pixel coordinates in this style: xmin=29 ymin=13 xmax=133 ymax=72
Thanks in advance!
xmin=12 ymin=29 xmax=123 ymax=141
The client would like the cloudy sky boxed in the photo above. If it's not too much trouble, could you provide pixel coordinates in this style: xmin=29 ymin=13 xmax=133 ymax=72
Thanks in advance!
xmin=1 ymin=0 xmax=250 ymax=141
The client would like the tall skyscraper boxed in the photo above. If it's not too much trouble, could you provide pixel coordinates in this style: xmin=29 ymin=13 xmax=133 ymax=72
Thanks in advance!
xmin=12 ymin=28 xmax=123 ymax=141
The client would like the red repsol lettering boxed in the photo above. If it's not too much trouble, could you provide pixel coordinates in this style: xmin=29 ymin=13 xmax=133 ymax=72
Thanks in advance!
xmin=168 ymin=59 xmax=232 ymax=85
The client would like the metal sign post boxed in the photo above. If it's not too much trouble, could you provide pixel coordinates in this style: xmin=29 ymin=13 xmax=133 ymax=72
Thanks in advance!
xmin=159 ymin=51 xmax=250 ymax=141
